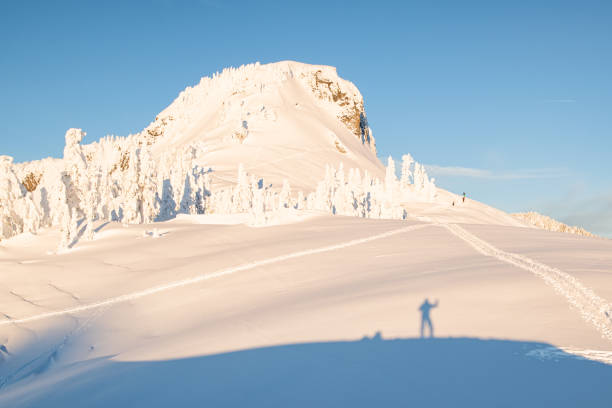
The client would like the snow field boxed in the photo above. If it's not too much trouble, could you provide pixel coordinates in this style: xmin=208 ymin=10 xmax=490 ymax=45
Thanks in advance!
xmin=1 ymin=215 xmax=612 ymax=407
xmin=443 ymin=223 xmax=612 ymax=341
xmin=0 ymin=223 xmax=430 ymax=327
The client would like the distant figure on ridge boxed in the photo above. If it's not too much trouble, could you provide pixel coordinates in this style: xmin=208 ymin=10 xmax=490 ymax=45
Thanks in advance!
xmin=419 ymin=298 xmax=438 ymax=338
xmin=462 ymin=192 xmax=466 ymax=203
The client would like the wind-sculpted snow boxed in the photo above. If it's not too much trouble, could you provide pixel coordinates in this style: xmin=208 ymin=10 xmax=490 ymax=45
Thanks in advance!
xmin=443 ymin=223 xmax=612 ymax=342
xmin=0 ymin=223 xmax=430 ymax=326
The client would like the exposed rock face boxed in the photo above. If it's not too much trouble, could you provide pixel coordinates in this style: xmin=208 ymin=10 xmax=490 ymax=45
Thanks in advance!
xmin=22 ymin=172 xmax=42 ymax=192
xmin=306 ymin=69 xmax=375 ymax=152
xmin=334 ymin=139 xmax=347 ymax=154
xmin=144 ymin=115 xmax=175 ymax=145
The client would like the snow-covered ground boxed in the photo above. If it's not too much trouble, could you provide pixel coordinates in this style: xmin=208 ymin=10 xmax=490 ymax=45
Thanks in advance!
xmin=1 ymin=205 xmax=611 ymax=407
xmin=1 ymin=60 xmax=610 ymax=406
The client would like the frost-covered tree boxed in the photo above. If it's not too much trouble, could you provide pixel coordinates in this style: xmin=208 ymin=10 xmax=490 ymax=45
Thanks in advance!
xmin=69 ymin=207 xmax=79 ymax=245
xmin=413 ymin=163 xmax=425 ymax=191
xmin=63 ymin=128 xmax=88 ymax=212
xmin=296 ymin=191 xmax=304 ymax=210
xmin=23 ymin=193 xmax=41 ymax=234
xmin=2 ymin=117 xmax=437 ymax=245
xmin=98 ymin=169 xmax=113 ymax=221
xmin=233 ymin=163 xmax=251 ymax=212
xmin=400 ymin=154 xmax=414 ymax=189
xmin=59 ymin=206 xmax=79 ymax=250
xmin=140 ymin=148 xmax=159 ymax=223
xmin=249 ymin=176 xmax=265 ymax=224
xmin=384 ymin=156 xmax=398 ymax=192
xmin=83 ymin=162 xmax=101 ymax=240
xmin=0 ymin=156 xmax=26 ymax=240
xmin=195 ymin=170 xmax=211 ymax=214
xmin=84 ymin=188 xmax=96 ymax=241
xmin=179 ymin=171 xmax=198 ymax=215
xmin=58 ymin=201 xmax=72 ymax=250
xmin=278 ymin=179 xmax=291 ymax=210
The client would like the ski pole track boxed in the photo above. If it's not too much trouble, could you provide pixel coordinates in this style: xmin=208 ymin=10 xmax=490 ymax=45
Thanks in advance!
xmin=443 ymin=223 xmax=612 ymax=342
xmin=0 ymin=223 xmax=431 ymax=327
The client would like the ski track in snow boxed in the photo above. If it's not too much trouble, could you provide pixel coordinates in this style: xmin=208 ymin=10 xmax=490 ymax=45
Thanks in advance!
xmin=0 ymin=223 xmax=431 ymax=327
xmin=443 ymin=223 xmax=612 ymax=343
xmin=4 ymin=219 xmax=612 ymax=372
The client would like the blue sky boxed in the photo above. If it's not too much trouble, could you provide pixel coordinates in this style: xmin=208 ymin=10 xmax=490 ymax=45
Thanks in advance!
xmin=1 ymin=0 xmax=611 ymax=235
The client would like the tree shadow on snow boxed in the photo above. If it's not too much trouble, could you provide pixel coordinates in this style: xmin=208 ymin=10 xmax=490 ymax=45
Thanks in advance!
xmin=2 ymin=335 xmax=612 ymax=407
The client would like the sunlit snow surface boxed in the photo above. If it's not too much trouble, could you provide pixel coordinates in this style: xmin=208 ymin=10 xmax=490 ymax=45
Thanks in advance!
xmin=1 ymin=202 xmax=611 ymax=407
xmin=2 ymin=60 xmax=609 ymax=406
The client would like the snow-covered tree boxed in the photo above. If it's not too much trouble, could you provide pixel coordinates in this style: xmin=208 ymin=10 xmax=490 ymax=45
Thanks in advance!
xmin=1 ymin=117 xmax=437 ymax=246
xmin=278 ymin=179 xmax=291 ymax=210
xmin=140 ymin=148 xmax=159 ymax=223
xmin=296 ymin=191 xmax=304 ymax=210
xmin=122 ymin=148 xmax=143 ymax=224
xmin=231 ymin=163 xmax=251 ymax=212
xmin=58 ymin=201 xmax=72 ymax=250
xmin=384 ymin=156 xmax=398 ymax=193
xmin=63 ymin=128 xmax=88 ymax=212
xmin=179 ymin=171 xmax=198 ymax=215
xmin=84 ymin=188 xmax=96 ymax=241
xmin=249 ymin=176 xmax=265 ymax=224
xmin=400 ymin=154 xmax=414 ymax=189
xmin=0 ymin=156 xmax=26 ymax=240
xmin=23 ymin=193 xmax=41 ymax=234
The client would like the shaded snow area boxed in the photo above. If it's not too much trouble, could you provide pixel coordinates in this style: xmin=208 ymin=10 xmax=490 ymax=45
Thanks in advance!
xmin=1 ymin=215 xmax=612 ymax=407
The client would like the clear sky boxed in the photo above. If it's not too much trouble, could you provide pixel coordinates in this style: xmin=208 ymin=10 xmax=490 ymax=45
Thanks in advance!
xmin=1 ymin=0 xmax=611 ymax=236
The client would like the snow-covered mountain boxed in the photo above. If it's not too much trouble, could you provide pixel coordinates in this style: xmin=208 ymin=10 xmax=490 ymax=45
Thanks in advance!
xmin=2 ymin=61 xmax=612 ymax=407
xmin=20 ymin=61 xmax=383 ymax=190
xmin=138 ymin=60 xmax=381 ymax=186
xmin=2 ymin=61 xmax=444 ymax=244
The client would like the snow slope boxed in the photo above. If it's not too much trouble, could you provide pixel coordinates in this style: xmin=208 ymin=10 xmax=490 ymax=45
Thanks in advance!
xmin=1 ymin=60 xmax=610 ymax=406
xmin=140 ymin=61 xmax=383 ymax=191
xmin=1 ymin=214 xmax=611 ymax=407
xmin=14 ymin=61 xmax=384 ymax=194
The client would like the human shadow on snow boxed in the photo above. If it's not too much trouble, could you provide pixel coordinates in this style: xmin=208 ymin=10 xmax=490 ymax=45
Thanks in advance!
xmin=2 ymin=334 xmax=611 ymax=408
